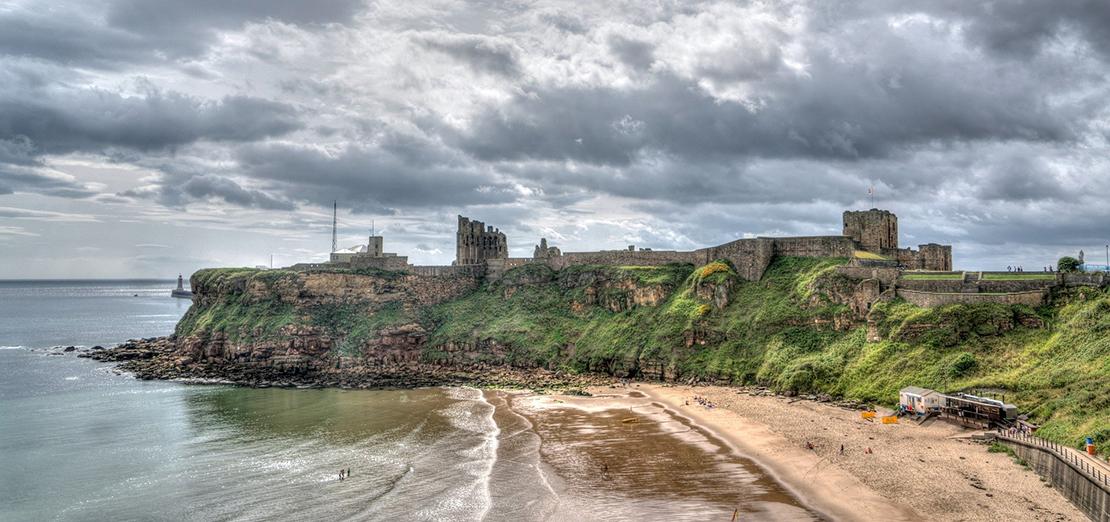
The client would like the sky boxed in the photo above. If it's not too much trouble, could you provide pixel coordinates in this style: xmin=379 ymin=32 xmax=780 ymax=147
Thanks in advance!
xmin=2 ymin=0 xmax=1110 ymax=278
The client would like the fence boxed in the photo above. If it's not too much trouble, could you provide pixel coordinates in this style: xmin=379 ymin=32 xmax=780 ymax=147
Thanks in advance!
xmin=999 ymin=432 xmax=1110 ymax=487
xmin=996 ymin=431 xmax=1110 ymax=521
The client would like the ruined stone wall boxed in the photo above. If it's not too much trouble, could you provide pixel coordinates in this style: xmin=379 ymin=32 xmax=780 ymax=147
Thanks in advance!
xmin=896 ymin=277 xmax=1057 ymax=294
xmin=538 ymin=235 xmax=853 ymax=282
xmin=885 ymin=245 xmax=953 ymax=271
xmin=1063 ymin=272 xmax=1108 ymax=287
xmin=484 ymin=258 xmax=537 ymax=281
xmin=547 ymin=250 xmax=706 ymax=271
xmin=456 ymin=215 xmax=507 ymax=266
xmin=843 ymin=209 xmax=898 ymax=252
xmin=836 ymin=266 xmax=900 ymax=286
xmin=409 ymin=265 xmax=485 ymax=278
xmin=919 ymin=243 xmax=953 ymax=271
xmin=349 ymin=255 xmax=409 ymax=271
xmin=699 ymin=238 xmax=775 ymax=282
xmin=771 ymin=236 xmax=856 ymax=258
xmin=896 ymin=289 xmax=1047 ymax=307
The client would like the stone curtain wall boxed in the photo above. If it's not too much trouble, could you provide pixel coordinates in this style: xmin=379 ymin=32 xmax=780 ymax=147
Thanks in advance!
xmin=409 ymin=265 xmax=485 ymax=278
xmin=770 ymin=236 xmax=856 ymax=258
xmin=700 ymin=238 xmax=776 ymax=281
xmin=538 ymin=236 xmax=852 ymax=282
xmin=350 ymin=255 xmax=410 ymax=271
xmin=896 ymin=279 xmax=1057 ymax=294
xmin=885 ymin=245 xmax=954 ymax=271
xmin=896 ymin=289 xmax=1047 ymax=307
xmin=836 ymin=266 xmax=901 ymax=286
xmin=548 ymin=250 xmax=707 ymax=270
xmin=919 ymin=244 xmax=953 ymax=271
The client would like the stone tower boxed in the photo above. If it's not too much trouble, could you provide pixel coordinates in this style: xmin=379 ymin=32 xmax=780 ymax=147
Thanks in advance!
xmin=843 ymin=209 xmax=898 ymax=252
xmin=456 ymin=215 xmax=508 ymax=265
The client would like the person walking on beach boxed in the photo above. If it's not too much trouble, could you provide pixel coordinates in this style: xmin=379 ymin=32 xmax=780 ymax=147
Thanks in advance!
xmin=839 ymin=444 xmax=844 ymax=455
xmin=347 ymin=467 xmax=351 ymax=478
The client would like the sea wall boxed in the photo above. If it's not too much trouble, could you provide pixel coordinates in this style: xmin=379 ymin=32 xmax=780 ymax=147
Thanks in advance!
xmin=997 ymin=433 xmax=1110 ymax=521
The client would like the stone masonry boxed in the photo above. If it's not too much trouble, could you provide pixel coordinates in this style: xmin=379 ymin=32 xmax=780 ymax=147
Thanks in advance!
xmin=456 ymin=215 xmax=507 ymax=266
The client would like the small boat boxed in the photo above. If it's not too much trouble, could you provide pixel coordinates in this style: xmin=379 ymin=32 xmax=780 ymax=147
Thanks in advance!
xmin=171 ymin=274 xmax=194 ymax=299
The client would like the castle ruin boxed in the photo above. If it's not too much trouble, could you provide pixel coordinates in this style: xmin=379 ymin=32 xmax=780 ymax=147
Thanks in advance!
xmin=842 ymin=209 xmax=952 ymax=271
xmin=294 ymin=208 xmax=953 ymax=285
xmin=455 ymin=215 xmax=507 ymax=266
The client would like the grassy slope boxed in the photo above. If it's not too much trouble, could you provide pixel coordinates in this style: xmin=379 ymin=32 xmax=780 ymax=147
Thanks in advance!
xmin=427 ymin=257 xmax=1110 ymax=451
xmin=175 ymin=268 xmax=298 ymax=342
xmin=179 ymin=261 xmax=1110 ymax=451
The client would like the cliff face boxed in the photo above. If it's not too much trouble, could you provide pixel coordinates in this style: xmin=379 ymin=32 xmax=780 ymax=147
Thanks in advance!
xmin=167 ymin=259 xmax=1110 ymax=454
xmin=174 ymin=268 xmax=480 ymax=371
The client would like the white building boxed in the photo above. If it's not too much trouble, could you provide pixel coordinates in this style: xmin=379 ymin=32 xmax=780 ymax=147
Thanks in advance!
xmin=899 ymin=386 xmax=943 ymax=414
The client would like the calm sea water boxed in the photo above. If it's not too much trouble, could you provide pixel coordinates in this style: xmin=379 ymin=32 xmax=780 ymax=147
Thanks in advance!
xmin=0 ymin=280 xmax=818 ymax=521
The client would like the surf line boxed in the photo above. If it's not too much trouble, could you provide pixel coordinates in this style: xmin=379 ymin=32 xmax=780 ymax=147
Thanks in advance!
xmin=468 ymin=387 xmax=500 ymax=522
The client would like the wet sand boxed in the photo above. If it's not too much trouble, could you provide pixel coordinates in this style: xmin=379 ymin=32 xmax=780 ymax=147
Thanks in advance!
xmin=511 ymin=390 xmax=822 ymax=520
xmin=615 ymin=384 xmax=1085 ymax=522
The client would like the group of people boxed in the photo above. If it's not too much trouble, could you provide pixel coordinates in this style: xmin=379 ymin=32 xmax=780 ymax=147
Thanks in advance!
xmin=1007 ymin=265 xmax=1054 ymax=272
xmin=687 ymin=395 xmax=717 ymax=409
xmin=338 ymin=468 xmax=352 ymax=481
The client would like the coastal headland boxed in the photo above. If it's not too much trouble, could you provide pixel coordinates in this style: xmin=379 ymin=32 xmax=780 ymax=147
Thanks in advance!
xmin=78 ymin=208 xmax=1110 ymax=519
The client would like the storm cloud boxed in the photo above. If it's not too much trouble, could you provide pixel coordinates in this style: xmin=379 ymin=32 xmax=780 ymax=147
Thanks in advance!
xmin=1 ymin=0 xmax=1109 ymax=277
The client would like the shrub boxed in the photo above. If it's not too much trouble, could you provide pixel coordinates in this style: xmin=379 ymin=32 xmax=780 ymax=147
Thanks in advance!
xmin=1058 ymin=256 xmax=1083 ymax=273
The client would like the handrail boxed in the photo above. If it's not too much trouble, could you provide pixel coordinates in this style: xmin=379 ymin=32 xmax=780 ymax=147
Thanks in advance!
xmin=996 ymin=431 xmax=1110 ymax=488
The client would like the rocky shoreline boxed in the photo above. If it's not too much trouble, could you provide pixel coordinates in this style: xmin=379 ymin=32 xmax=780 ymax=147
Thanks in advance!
xmin=79 ymin=337 xmax=610 ymax=392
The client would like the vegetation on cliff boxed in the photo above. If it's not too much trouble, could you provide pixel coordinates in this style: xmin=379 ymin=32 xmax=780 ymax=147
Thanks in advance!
xmin=176 ymin=258 xmax=1110 ymax=453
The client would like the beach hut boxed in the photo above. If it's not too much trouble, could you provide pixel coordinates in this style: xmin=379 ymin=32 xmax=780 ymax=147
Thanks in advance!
xmin=899 ymin=386 xmax=943 ymax=415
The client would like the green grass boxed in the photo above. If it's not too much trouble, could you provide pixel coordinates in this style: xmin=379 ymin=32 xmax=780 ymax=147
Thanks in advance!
xmin=981 ymin=273 xmax=1057 ymax=281
xmin=901 ymin=272 xmax=963 ymax=281
xmin=176 ymin=268 xmax=298 ymax=342
xmin=853 ymin=250 xmax=888 ymax=260
xmin=181 ymin=258 xmax=1110 ymax=456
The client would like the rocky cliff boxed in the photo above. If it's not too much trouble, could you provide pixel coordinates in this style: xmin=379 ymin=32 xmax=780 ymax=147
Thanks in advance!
xmin=96 ymin=257 xmax=1110 ymax=454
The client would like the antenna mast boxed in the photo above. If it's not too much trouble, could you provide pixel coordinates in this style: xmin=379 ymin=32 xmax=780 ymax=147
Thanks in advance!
xmin=331 ymin=201 xmax=338 ymax=253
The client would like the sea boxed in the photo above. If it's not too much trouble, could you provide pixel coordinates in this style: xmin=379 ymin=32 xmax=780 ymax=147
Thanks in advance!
xmin=0 ymin=280 xmax=820 ymax=521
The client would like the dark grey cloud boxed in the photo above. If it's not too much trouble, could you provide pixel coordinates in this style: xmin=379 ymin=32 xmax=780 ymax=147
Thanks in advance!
xmin=607 ymin=35 xmax=655 ymax=71
xmin=0 ymin=90 xmax=301 ymax=155
xmin=416 ymin=33 xmax=523 ymax=77
xmin=448 ymin=65 xmax=1070 ymax=167
xmin=935 ymin=0 xmax=1110 ymax=58
xmin=4 ymin=0 xmax=1110 ymax=276
xmin=0 ymin=0 xmax=364 ymax=67
xmin=180 ymin=174 xmax=295 ymax=210
xmin=233 ymin=139 xmax=519 ymax=212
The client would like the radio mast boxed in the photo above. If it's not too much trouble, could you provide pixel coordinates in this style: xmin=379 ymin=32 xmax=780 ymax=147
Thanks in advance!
xmin=331 ymin=201 xmax=338 ymax=253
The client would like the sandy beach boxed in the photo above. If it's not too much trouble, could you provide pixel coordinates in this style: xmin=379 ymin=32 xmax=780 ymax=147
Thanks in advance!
xmin=580 ymin=384 xmax=1084 ymax=522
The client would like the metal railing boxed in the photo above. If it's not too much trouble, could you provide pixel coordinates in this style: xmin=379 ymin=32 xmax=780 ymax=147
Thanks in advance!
xmin=997 ymin=430 xmax=1110 ymax=489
